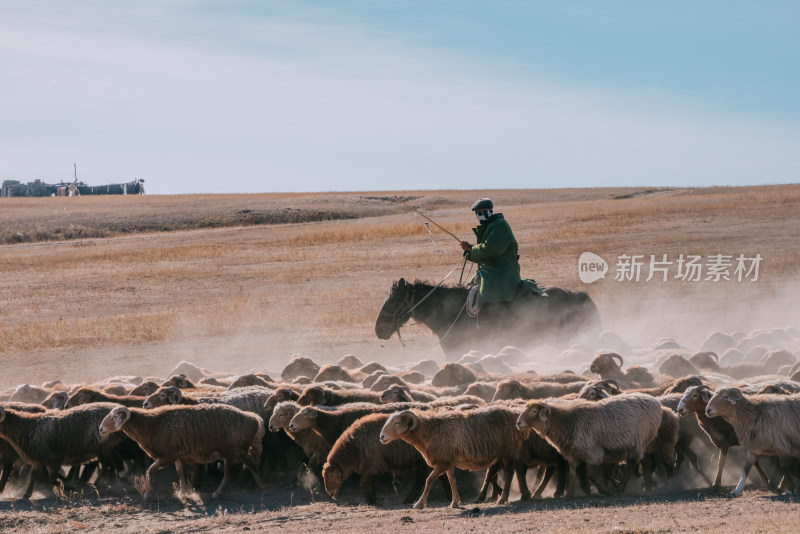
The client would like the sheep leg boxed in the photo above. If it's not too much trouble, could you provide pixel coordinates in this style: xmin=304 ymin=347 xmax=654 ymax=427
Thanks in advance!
xmin=21 ymin=465 xmax=42 ymax=500
xmin=682 ymin=445 xmax=712 ymax=487
xmin=445 ymin=466 xmax=461 ymax=508
xmin=405 ymin=467 xmax=427 ymax=504
xmin=516 ymin=463 xmax=532 ymax=501
xmin=0 ymin=457 xmax=14 ymax=494
xmin=175 ymin=460 xmax=190 ymax=498
xmin=553 ymin=461 xmax=568 ymax=498
xmin=576 ymin=462 xmax=593 ymax=496
xmin=476 ymin=461 xmax=501 ymax=502
xmin=712 ymin=446 xmax=728 ymax=491
xmin=532 ymin=466 xmax=555 ymax=498
xmin=732 ymin=452 xmax=758 ymax=497
xmin=497 ymin=458 xmax=514 ymax=504
xmin=361 ymin=475 xmax=378 ymax=505
xmin=413 ymin=464 xmax=446 ymax=509
xmin=212 ymin=459 xmax=232 ymax=499
xmin=143 ymin=458 xmax=168 ymax=501
xmin=641 ymin=458 xmax=654 ymax=493
xmin=753 ymin=460 xmax=777 ymax=491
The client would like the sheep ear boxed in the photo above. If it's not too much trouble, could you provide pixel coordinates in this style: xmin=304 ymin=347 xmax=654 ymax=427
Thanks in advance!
xmin=605 ymin=380 xmax=620 ymax=393
xmin=167 ymin=388 xmax=182 ymax=404
xmin=729 ymin=388 xmax=743 ymax=402
xmin=700 ymin=388 xmax=712 ymax=403
xmin=308 ymin=409 xmax=318 ymax=419
xmin=538 ymin=405 xmax=550 ymax=422
xmin=398 ymin=278 xmax=406 ymax=287
xmin=399 ymin=387 xmax=413 ymax=403
xmin=114 ymin=408 xmax=131 ymax=430
xmin=406 ymin=412 xmax=419 ymax=431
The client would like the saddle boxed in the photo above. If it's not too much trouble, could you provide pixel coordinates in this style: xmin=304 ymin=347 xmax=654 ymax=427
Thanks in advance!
xmin=466 ymin=279 xmax=547 ymax=318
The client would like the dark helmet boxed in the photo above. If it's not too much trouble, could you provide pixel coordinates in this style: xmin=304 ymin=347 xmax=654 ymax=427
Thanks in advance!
xmin=470 ymin=198 xmax=493 ymax=211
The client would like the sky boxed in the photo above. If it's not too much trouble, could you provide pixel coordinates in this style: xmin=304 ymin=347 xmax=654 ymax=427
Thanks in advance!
xmin=1 ymin=1 xmax=798 ymax=194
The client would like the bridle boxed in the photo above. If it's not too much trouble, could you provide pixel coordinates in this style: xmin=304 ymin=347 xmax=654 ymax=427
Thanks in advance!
xmin=378 ymin=285 xmax=417 ymax=346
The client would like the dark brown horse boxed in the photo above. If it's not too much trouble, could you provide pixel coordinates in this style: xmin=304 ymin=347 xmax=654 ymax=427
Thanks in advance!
xmin=375 ymin=278 xmax=602 ymax=360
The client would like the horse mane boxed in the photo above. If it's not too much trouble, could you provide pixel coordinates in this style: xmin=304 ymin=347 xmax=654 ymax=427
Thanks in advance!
xmin=409 ymin=279 xmax=469 ymax=290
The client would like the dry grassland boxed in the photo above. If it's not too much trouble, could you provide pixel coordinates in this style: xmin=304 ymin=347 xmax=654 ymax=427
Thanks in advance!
xmin=0 ymin=184 xmax=799 ymax=532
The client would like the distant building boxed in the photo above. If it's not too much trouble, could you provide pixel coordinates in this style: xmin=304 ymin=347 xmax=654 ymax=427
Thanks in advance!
xmin=1 ymin=178 xmax=145 ymax=197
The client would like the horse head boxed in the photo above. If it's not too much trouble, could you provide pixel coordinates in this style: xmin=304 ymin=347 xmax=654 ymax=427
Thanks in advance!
xmin=375 ymin=278 xmax=416 ymax=340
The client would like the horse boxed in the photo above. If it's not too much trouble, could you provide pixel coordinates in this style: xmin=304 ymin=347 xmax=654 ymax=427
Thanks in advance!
xmin=375 ymin=278 xmax=602 ymax=360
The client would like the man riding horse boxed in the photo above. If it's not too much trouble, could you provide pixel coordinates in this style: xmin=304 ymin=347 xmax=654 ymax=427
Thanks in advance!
xmin=460 ymin=198 xmax=545 ymax=323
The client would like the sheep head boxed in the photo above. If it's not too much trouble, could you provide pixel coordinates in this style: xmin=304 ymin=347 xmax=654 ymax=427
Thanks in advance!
xmin=289 ymin=407 xmax=318 ymax=432
xmin=297 ymin=386 xmax=326 ymax=406
xmin=705 ymin=387 xmax=744 ymax=418
xmin=268 ymin=402 xmax=300 ymax=432
xmin=379 ymin=410 xmax=419 ymax=444
xmin=65 ymin=388 xmax=95 ymax=409
xmin=676 ymin=385 xmax=714 ymax=416
xmin=589 ymin=353 xmax=624 ymax=378
xmin=162 ymin=374 xmax=195 ymax=389
xmin=517 ymin=401 xmax=551 ymax=432
xmin=322 ymin=463 xmax=345 ymax=498
xmin=380 ymin=385 xmax=412 ymax=404
xmin=99 ymin=406 xmax=131 ymax=437
xmin=143 ymin=386 xmax=182 ymax=409
xmin=42 ymin=391 xmax=68 ymax=410
xmin=492 ymin=380 xmax=524 ymax=401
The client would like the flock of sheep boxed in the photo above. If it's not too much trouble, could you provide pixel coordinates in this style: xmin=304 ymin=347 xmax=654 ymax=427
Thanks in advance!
xmin=1 ymin=326 xmax=800 ymax=509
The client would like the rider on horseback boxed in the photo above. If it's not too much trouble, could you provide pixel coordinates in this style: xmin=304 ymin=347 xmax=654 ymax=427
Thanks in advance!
xmin=460 ymin=198 xmax=546 ymax=319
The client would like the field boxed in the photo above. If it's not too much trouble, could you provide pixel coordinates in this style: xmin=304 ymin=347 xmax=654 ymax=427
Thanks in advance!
xmin=1 ymin=185 xmax=800 ymax=532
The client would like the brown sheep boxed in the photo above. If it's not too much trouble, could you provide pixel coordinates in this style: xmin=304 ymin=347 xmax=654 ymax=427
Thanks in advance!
xmin=380 ymin=385 xmax=436 ymax=404
xmin=323 ymin=412 xmax=432 ymax=505
xmin=369 ymin=374 xmax=406 ymax=392
xmin=337 ymin=354 xmax=364 ymax=369
xmin=431 ymin=363 xmax=476 ymax=388
xmin=0 ymin=403 xmax=128 ymax=499
xmin=264 ymin=387 xmax=301 ymax=411
xmin=359 ymin=361 xmax=388 ymax=375
xmin=408 ymin=359 xmax=439 ymax=377
xmin=161 ymin=374 xmax=198 ymax=389
xmin=296 ymin=385 xmax=383 ymax=406
xmin=464 ymin=382 xmax=498 ymax=403
xmin=41 ymin=391 xmax=69 ymax=410
xmin=281 ymin=355 xmax=320 ymax=381
xmin=492 ymin=379 xmax=586 ymax=401
xmin=658 ymin=355 xmax=700 ymax=379
xmin=314 ymin=365 xmax=356 ymax=383
xmin=705 ymin=387 xmax=800 ymax=496
xmin=760 ymin=349 xmax=797 ymax=375
xmin=688 ymin=352 xmax=720 ymax=372
xmin=268 ymin=401 xmax=331 ymax=469
xmin=0 ymin=403 xmax=46 ymax=493
xmin=288 ymin=403 xmax=414 ymax=444
xmin=362 ymin=370 xmax=390 ymax=389
xmin=142 ymin=386 xmax=272 ymax=420
xmin=399 ymin=371 xmax=426 ymax=384
xmin=129 ymin=381 xmax=160 ymax=397
xmin=677 ymin=385 xmax=772 ymax=492
xmin=379 ymin=405 xmax=526 ymax=508
xmin=516 ymin=394 xmax=662 ymax=497
xmin=99 ymin=404 xmax=265 ymax=499
xmin=65 ymin=387 xmax=147 ymax=409
xmin=228 ymin=373 xmax=271 ymax=389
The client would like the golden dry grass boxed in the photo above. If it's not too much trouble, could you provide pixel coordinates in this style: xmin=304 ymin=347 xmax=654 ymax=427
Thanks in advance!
xmin=0 ymin=184 xmax=798 ymax=388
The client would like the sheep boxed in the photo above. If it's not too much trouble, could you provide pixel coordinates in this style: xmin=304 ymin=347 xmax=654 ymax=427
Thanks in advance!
xmin=337 ymin=354 xmax=364 ymax=369
xmin=677 ymin=385 xmax=773 ymax=492
xmin=516 ymin=393 xmax=662 ymax=497
xmin=359 ymin=361 xmax=388 ymax=375
xmin=379 ymin=405 xmax=526 ymax=509
xmin=464 ymin=382 xmax=497 ymax=403
xmin=314 ymin=365 xmax=357 ymax=383
xmin=323 ymin=412 xmax=433 ymax=505
xmin=41 ymin=391 xmax=69 ymax=410
xmin=528 ymin=371 xmax=589 ymax=384
xmin=431 ymin=363 xmax=477 ymax=387
xmin=281 ymin=355 xmax=320 ymax=381
xmin=576 ymin=379 xmax=621 ymax=401
xmin=362 ymin=370 xmax=390 ymax=389
xmin=228 ymin=373 xmax=271 ymax=389
xmin=65 ymin=387 xmax=147 ymax=409
xmin=689 ymin=352 xmax=720 ymax=372
xmin=626 ymin=376 xmax=705 ymax=397
xmin=0 ymin=403 xmax=128 ymax=499
xmin=589 ymin=353 xmax=654 ymax=387
xmin=369 ymin=374 xmax=406 ymax=392
xmin=161 ymin=374 xmax=198 ymax=389
xmin=129 ymin=381 xmax=160 ymax=397
xmin=264 ymin=387 xmax=301 ymax=411
xmin=142 ymin=386 xmax=273 ymax=420
xmin=296 ymin=385 xmax=383 ymax=406
xmin=398 ymin=371 xmax=426 ymax=384
xmin=659 ymin=355 xmax=700 ymax=379
xmin=760 ymin=349 xmax=797 ymax=375
xmin=380 ymin=385 xmax=436 ymax=404
xmin=99 ymin=404 xmax=265 ymax=499
xmin=166 ymin=361 xmax=211 ymax=383
xmin=408 ymin=359 xmax=439 ymax=377
xmin=288 ymin=403 xmax=415 ymax=446
xmin=0 ymin=403 xmax=46 ymax=493
xmin=492 ymin=379 xmax=587 ymax=402
xmin=9 ymin=384 xmax=51 ymax=404
xmin=267 ymin=401 xmax=331 ymax=469
xmin=705 ymin=387 xmax=800 ymax=496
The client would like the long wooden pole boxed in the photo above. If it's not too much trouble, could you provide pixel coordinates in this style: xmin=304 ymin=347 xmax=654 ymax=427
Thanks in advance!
xmin=394 ymin=197 xmax=462 ymax=243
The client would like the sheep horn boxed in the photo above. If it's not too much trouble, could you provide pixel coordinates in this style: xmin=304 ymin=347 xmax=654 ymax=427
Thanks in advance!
xmin=708 ymin=352 xmax=719 ymax=363
xmin=611 ymin=353 xmax=624 ymax=368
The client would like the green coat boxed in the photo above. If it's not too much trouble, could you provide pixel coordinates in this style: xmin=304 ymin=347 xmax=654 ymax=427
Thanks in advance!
xmin=466 ymin=214 xmax=522 ymax=305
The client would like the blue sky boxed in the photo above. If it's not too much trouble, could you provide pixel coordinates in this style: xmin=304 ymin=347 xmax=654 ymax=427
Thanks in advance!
xmin=1 ymin=1 xmax=798 ymax=194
